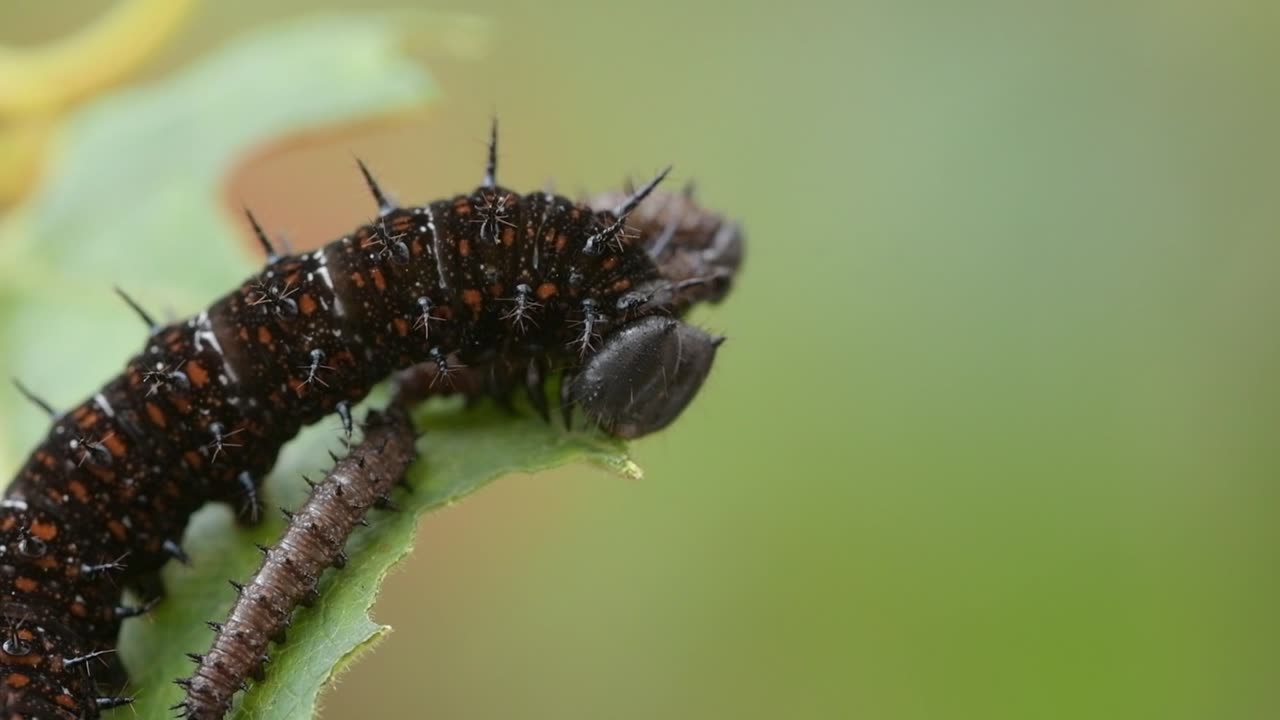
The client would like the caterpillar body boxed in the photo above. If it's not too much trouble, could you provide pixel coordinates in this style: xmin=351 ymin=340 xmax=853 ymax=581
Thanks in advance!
xmin=0 ymin=124 xmax=743 ymax=718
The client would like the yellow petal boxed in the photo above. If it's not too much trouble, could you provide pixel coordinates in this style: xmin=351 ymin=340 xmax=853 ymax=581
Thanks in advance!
xmin=0 ymin=117 xmax=54 ymax=206
xmin=0 ymin=0 xmax=196 ymax=117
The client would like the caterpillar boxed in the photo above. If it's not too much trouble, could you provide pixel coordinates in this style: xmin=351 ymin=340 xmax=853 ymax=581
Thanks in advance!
xmin=0 ymin=122 xmax=744 ymax=718
xmin=174 ymin=176 xmax=745 ymax=718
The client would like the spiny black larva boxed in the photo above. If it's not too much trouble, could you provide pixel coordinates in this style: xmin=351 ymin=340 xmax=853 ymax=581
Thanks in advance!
xmin=0 ymin=121 xmax=744 ymax=718
xmin=175 ymin=162 xmax=748 ymax=720
xmin=174 ymin=406 xmax=417 ymax=720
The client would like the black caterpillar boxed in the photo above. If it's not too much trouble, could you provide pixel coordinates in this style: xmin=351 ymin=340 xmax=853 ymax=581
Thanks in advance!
xmin=0 ymin=122 xmax=743 ymax=718
xmin=176 ymin=405 xmax=417 ymax=720
xmin=177 ymin=173 xmax=745 ymax=719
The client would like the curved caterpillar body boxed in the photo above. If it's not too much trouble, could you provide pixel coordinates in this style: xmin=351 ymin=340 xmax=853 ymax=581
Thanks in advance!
xmin=0 ymin=124 xmax=743 ymax=718
xmin=176 ymin=181 xmax=745 ymax=719
xmin=177 ymin=406 xmax=417 ymax=720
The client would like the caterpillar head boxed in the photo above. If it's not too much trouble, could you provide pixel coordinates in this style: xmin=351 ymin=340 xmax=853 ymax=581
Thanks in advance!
xmin=568 ymin=185 xmax=742 ymax=438
xmin=592 ymin=187 xmax=745 ymax=311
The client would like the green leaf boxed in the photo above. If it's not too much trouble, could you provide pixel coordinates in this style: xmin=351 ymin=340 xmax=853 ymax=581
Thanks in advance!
xmin=0 ymin=10 xmax=631 ymax=720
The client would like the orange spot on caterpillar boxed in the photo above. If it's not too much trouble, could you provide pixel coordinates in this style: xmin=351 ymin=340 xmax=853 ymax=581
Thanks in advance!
xmin=28 ymin=519 xmax=57 ymax=541
xmin=103 ymin=434 xmax=126 ymax=458
xmin=67 ymin=480 xmax=89 ymax=504
xmin=185 ymin=360 xmax=209 ymax=387
xmin=462 ymin=289 xmax=483 ymax=313
xmin=145 ymin=402 xmax=166 ymax=427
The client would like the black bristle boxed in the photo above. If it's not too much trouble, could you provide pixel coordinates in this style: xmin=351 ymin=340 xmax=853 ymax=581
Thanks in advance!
xmin=356 ymin=158 xmax=395 ymax=215
xmin=483 ymin=115 xmax=499 ymax=188
xmin=11 ymin=379 xmax=56 ymax=418
xmin=114 ymin=286 xmax=157 ymax=329
xmin=244 ymin=207 xmax=279 ymax=261
xmin=613 ymin=165 xmax=672 ymax=218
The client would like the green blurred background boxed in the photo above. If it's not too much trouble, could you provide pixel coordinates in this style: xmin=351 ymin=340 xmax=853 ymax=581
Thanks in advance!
xmin=3 ymin=1 xmax=1278 ymax=718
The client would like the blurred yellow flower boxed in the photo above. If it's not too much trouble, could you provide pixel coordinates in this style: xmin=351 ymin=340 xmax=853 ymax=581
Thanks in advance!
xmin=0 ymin=0 xmax=195 ymax=204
